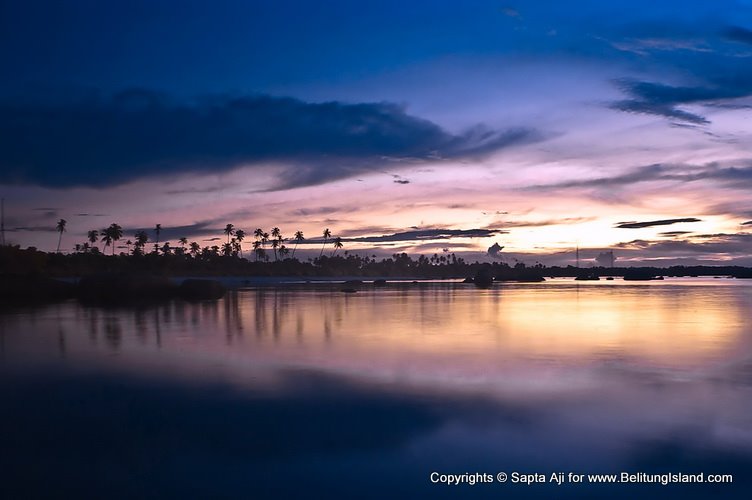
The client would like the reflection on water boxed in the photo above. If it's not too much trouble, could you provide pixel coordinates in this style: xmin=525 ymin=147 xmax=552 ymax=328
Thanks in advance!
xmin=1 ymin=279 xmax=752 ymax=499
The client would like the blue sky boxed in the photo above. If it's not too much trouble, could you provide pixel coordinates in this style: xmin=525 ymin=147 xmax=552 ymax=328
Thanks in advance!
xmin=2 ymin=0 xmax=752 ymax=265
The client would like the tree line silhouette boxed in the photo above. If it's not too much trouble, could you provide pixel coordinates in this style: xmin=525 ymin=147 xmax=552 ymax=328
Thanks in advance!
xmin=4 ymin=219 xmax=750 ymax=280
xmin=57 ymin=220 xmax=348 ymax=262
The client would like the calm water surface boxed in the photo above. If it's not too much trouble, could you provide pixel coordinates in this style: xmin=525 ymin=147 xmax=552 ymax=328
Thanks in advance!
xmin=2 ymin=278 xmax=751 ymax=498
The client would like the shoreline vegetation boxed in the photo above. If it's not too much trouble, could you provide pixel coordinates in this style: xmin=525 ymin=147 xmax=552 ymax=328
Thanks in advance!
xmin=2 ymin=243 xmax=752 ymax=304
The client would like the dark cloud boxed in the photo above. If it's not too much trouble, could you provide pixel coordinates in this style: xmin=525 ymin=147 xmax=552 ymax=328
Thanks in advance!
xmin=8 ymin=225 xmax=54 ymax=232
xmin=495 ymin=217 xmax=595 ymax=228
xmin=393 ymin=179 xmax=411 ymax=184
xmin=595 ymin=251 xmax=616 ymax=267
xmin=316 ymin=228 xmax=505 ymax=244
xmin=487 ymin=242 xmax=504 ymax=259
xmin=743 ymin=221 xmax=752 ymax=226
xmin=608 ymin=31 xmax=752 ymax=124
xmin=287 ymin=206 xmax=354 ymax=217
xmin=163 ymin=186 xmax=227 ymax=195
xmin=615 ymin=218 xmax=701 ymax=229
xmin=527 ymin=162 xmax=752 ymax=191
xmin=615 ymin=233 xmax=752 ymax=255
xmin=610 ymin=98 xmax=708 ymax=124
xmin=124 ymin=221 xmax=220 ymax=241
xmin=659 ymin=231 xmax=693 ymax=236
xmin=724 ymin=26 xmax=752 ymax=45
xmin=0 ymin=89 xmax=540 ymax=189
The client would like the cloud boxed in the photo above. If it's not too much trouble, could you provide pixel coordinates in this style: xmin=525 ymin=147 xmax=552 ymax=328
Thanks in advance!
xmin=0 ymin=89 xmax=541 ymax=189
xmin=614 ymin=233 xmax=752 ymax=256
xmin=595 ymin=251 xmax=616 ymax=266
xmin=331 ymin=228 xmax=504 ymax=244
xmin=526 ymin=162 xmax=752 ymax=191
xmin=610 ymin=98 xmax=709 ymax=125
xmin=494 ymin=217 xmax=595 ymax=228
xmin=608 ymin=30 xmax=752 ymax=125
xmin=724 ymin=26 xmax=752 ymax=45
xmin=659 ymin=231 xmax=693 ymax=236
xmin=125 ymin=221 xmax=220 ymax=241
xmin=487 ymin=242 xmax=504 ymax=259
xmin=615 ymin=218 xmax=701 ymax=229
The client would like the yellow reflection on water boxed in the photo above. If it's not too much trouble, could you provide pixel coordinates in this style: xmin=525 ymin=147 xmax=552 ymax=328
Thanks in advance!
xmin=224 ymin=284 xmax=744 ymax=365
xmin=2 ymin=281 xmax=749 ymax=385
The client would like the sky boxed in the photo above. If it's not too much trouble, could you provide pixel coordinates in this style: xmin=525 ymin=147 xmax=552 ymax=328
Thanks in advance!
xmin=2 ymin=0 xmax=752 ymax=266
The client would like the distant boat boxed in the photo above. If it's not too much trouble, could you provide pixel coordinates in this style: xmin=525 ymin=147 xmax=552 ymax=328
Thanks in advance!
xmin=623 ymin=270 xmax=664 ymax=281
xmin=575 ymin=271 xmax=600 ymax=281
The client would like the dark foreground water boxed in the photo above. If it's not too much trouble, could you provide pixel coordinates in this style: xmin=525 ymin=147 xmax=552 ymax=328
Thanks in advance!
xmin=1 ymin=278 xmax=751 ymax=499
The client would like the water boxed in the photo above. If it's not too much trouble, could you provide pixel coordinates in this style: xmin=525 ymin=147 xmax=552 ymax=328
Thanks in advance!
xmin=2 ymin=278 xmax=751 ymax=498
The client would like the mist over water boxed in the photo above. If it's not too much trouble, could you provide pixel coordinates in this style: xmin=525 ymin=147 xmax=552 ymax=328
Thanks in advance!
xmin=2 ymin=278 xmax=751 ymax=498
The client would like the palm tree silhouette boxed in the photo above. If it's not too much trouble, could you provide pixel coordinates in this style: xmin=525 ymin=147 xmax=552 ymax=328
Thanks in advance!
xmin=332 ymin=236 xmax=343 ymax=256
xmin=106 ymin=223 xmax=123 ymax=255
xmin=271 ymin=238 xmax=280 ymax=261
xmin=292 ymin=230 xmax=304 ymax=258
xmin=252 ymin=240 xmax=261 ymax=261
xmin=320 ymin=228 xmax=331 ymax=257
xmin=55 ymin=219 xmax=67 ymax=252
xmin=87 ymin=229 xmax=99 ymax=251
xmin=134 ymin=230 xmax=149 ymax=255
xmin=224 ymin=224 xmax=235 ymax=244
xmin=234 ymin=229 xmax=245 ymax=258
xmin=154 ymin=224 xmax=162 ymax=253
xmin=100 ymin=228 xmax=113 ymax=253
xmin=189 ymin=241 xmax=200 ymax=257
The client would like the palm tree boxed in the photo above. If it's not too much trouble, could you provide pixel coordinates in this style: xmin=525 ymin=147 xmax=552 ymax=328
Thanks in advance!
xmin=161 ymin=242 xmax=171 ymax=255
xmin=271 ymin=238 xmax=279 ymax=261
xmin=320 ymin=228 xmax=331 ymax=257
xmin=125 ymin=239 xmax=132 ymax=254
xmin=234 ymin=229 xmax=245 ymax=258
xmin=292 ymin=230 xmax=304 ymax=259
xmin=87 ymin=229 xmax=99 ymax=251
xmin=189 ymin=241 xmax=200 ymax=257
xmin=331 ymin=236 xmax=343 ymax=256
xmin=177 ymin=237 xmax=188 ymax=256
xmin=279 ymin=245 xmax=290 ymax=259
xmin=55 ymin=219 xmax=67 ymax=252
xmin=271 ymin=227 xmax=281 ymax=240
xmin=224 ymin=224 xmax=235 ymax=244
xmin=154 ymin=224 xmax=162 ymax=253
xmin=100 ymin=227 xmax=113 ymax=253
xmin=134 ymin=230 xmax=149 ymax=255
xmin=106 ymin=223 xmax=123 ymax=255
